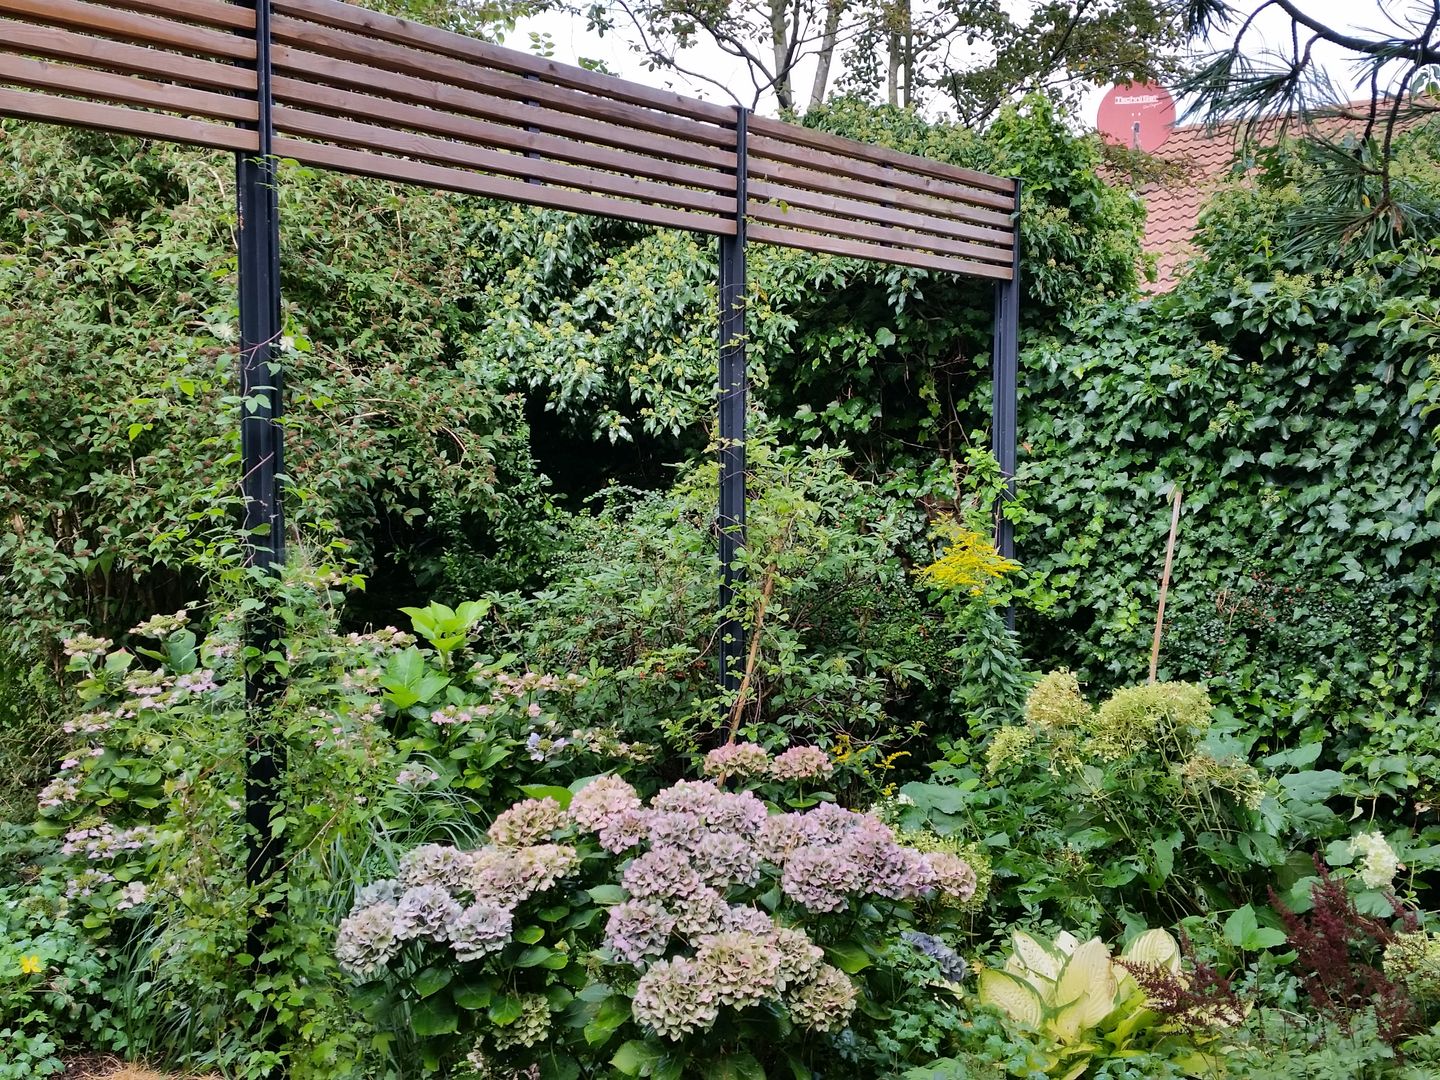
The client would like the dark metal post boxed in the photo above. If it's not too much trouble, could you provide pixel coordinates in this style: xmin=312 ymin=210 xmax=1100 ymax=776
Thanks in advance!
xmin=237 ymin=0 xmax=285 ymax=897
xmin=992 ymin=180 xmax=1020 ymax=615
xmin=717 ymin=108 xmax=749 ymax=697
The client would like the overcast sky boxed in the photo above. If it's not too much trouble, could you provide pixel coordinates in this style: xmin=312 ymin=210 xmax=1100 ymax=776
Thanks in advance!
xmin=509 ymin=0 xmax=1418 ymax=126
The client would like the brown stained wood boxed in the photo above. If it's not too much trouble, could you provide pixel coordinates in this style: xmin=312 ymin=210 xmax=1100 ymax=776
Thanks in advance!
xmin=748 ymin=179 xmax=1014 ymax=248
xmin=273 ymin=136 xmax=736 ymax=235
xmin=102 ymin=0 xmax=254 ymax=31
xmin=0 ymin=52 xmax=258 ymax=123
xmin=749 ymin=222 xmax=1013 ymax=280
xmin=268 ymin=15 xmax=734 ymax=150
xmin=749 ymin=153 xmax=1015 ymax=230
xmin=748 ymin=131 xmax=1014 ymax=212
xmin=270 ymin=74 xmax=734 ymax=194
xmin=0 ymin=85 xmax=256 ymax=150
xmin=0 ymin=0 xmax=254 ymax=61
xmin=272 ymin=0 xmax=734 ymax=126
xmin=748 ymin=201 xmax=1011 ymax=266
xmin=747 ymin=114 xmax=1014 ymax=196
xmin=270 ymin=45 xmax=735 ymax=171
xmin=0 ymin=20 xmax=254 ymax=92
xmin=272 ymin=104 xmax=737 ymax=214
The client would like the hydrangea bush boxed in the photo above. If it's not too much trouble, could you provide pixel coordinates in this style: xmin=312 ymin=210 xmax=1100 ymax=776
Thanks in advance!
xmin=336 ymin=760 xmax=980 ymax=1077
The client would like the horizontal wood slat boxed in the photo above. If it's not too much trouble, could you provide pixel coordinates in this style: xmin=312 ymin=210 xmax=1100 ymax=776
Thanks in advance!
xmin=272 ymin=104 xmax=735 ymax=214
xmin=748 ymin=154 xmax=1015 ymax=230
xmin=268 ymin=14 xmax=735 ymax=150
xmin=748 ymin=179 xmax=1014 ymax=248
xmin=0 ymin=0 xmax=255 ymax=61
xmin=748 ymin=201 xmax=1011 ymax=266
xmin=102 ymin=0 xmax=256 ymax=31
xmin=749 ymin=222 xmax=1013 ymax=280
xmin=748 ymin=132 xmax=1014 ymax=212
xmin=270 ymin=73 xmax=732 ymax=193
xmin=272 ymin=0 xmax=734 ymax=126
xmin=269 ymin=44 xmax=735 ymax=172
xmin=0 ymin=0 xmax=1020 ymax=284
xmin=274 ymin=136 xmax=736 ymax=236
xmin=0 ymin=85 xmax=256 ymax=151
xmin=0 ymin=19 xmax=254 ymax=92
xmin=747 ymin=114 xmax=1016 ymax=196
xmin=0 ymin=52 xmax=257 ymax=124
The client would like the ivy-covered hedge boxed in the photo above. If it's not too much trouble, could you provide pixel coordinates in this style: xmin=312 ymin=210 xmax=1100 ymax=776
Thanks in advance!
xmin=1019 ymin=216 xmax=1440 ymax=799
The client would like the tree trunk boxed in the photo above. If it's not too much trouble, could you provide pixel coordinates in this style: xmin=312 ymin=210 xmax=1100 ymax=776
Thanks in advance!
xmin=887 ymin=29 xmax=900 ymax=106
xmin=902 ymin=26 xmax=914 ymax=107
xmin=807 ymin=0 xmax=842 ymax=112
xmin=769 ymin=0 xmax=795 ymax=113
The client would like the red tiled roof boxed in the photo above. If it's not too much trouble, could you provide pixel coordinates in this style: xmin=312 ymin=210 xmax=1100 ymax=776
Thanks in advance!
xmin=1138 ymin=120 xmax=1239 ymax=290
xmin=1133 ymin=100 xmax=1411 ymax=291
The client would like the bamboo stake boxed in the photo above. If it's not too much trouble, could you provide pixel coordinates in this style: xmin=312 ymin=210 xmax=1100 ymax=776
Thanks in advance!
xmin=1148 ymin=486 xmax=1183 ymax=684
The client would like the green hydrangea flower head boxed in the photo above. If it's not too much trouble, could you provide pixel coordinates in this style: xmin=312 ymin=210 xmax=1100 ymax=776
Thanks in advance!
xmin=1086 ymin=682 xmax=1211 ymax=761
xmin=1024 ymin=669 xmax=1092 ymax=730
xmin=1384 ymin=931 xmax=1440 ymax=1004
xmin=985 ymin=725 xmax=1035 ymax=775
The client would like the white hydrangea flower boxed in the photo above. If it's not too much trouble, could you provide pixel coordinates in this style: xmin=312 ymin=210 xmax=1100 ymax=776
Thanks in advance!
xmin=1350 ymin=830 xmax=1401 ymax=889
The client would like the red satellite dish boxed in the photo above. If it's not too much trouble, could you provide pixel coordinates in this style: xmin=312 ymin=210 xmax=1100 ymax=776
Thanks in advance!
xmin=1097 ymin=82 xmax=1176 ymax=153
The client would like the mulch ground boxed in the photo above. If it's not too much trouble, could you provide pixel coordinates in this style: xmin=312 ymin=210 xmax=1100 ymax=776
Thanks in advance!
xmin=61 ymin=1057 xmax=220 ymax=1080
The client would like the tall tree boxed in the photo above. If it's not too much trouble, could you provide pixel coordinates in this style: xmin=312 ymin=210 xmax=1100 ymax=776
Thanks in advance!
xmin=590 ymin=0 xmax=1186 ymax=117
xmin=1179 ymin=0 xmax=1440 ymax=251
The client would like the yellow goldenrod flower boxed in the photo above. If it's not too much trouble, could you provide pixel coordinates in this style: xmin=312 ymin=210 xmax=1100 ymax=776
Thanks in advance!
xmin=916 ymin=518 xmax=1020 ymax=594
xmin=20 ymin=954 xmax=43 ymax=975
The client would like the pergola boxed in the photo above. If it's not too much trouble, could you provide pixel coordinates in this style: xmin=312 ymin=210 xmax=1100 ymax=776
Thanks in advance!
xmin=0 ymin=0 xmax=1021 ymax=888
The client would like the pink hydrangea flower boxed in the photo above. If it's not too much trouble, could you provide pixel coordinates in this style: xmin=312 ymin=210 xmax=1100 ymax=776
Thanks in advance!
xmin=770 ymin=745 xmax=834 ymax=781
xmin=703 ymin=742 xmax=772 ymax=780
xmin=781 ymin=845 xmax=864 ymax=912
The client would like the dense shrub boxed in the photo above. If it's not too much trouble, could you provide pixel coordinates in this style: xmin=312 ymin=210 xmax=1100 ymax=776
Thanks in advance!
xmin=484 ymin=440 xmax=1029 ymax=764
xmin=896 ymin=672 xmax=1440 ymax=937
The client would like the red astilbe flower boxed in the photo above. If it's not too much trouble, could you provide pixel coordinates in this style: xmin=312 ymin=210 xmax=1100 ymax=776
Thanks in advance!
xmin=1269 ymin=854 xmax=1421 ymax=1044
xmin=1118 ymin=930 xmax=1249 ymax=1034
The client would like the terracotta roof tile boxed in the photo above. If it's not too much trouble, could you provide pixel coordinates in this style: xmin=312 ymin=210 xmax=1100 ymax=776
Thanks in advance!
xmin=1130 ymin=98 xmax=1416 ymax=291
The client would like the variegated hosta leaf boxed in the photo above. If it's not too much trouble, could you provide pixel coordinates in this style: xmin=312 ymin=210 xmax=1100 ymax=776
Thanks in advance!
xmin=1054 ymin=938 xmax=1118 ymax=1028
xmin=1122 ymin=928 xmax=1181 ymax=973
xmin=1053 ymin=930 xmax=1080 ymax=955
xmin=978 ymin=968 xmax=1045 ymax=1028
xmin=1011 ymin=931 xmax=1062 ymax=981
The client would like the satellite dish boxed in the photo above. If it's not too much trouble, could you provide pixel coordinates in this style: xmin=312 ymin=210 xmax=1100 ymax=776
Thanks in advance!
xmin=1097 ymin=82 xmax=1176 ymax=153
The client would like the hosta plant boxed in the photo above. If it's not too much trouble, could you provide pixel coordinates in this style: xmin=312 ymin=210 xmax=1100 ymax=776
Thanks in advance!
xmin=977 ymin=928 xmax=1232 ymax=1078
xmin=336 ymin=761 xmax=981 ymax=1078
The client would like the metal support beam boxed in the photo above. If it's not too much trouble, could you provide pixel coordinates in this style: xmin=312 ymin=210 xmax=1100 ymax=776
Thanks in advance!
xmin=991 ymin=180 xmax=1021 ymax=587
xmin=237 ymin=0 xmax=285 ymax=897
xmin=717 ymin=108 xmax=749 ymax=697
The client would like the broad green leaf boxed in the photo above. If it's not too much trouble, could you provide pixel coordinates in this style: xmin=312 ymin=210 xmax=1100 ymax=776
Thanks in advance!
xmin=612 ymin=1041 xmax=664 ymax=1076
xmin=520 ymin=784 xmax=574 ymax=809
xmin=825 ymin=941 xmax=871 ymax=973
xmin=410 ymin=996 xmax=458 ymax=1036
xmin=489 ymin=993 xmax=524 ymax=1026
xmin=413 ymin=965 xmax=453 ymax=999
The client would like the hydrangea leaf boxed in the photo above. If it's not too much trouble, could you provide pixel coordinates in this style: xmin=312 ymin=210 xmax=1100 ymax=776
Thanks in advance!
xmin=410 ymin=995 xmax=458 ymax=1036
